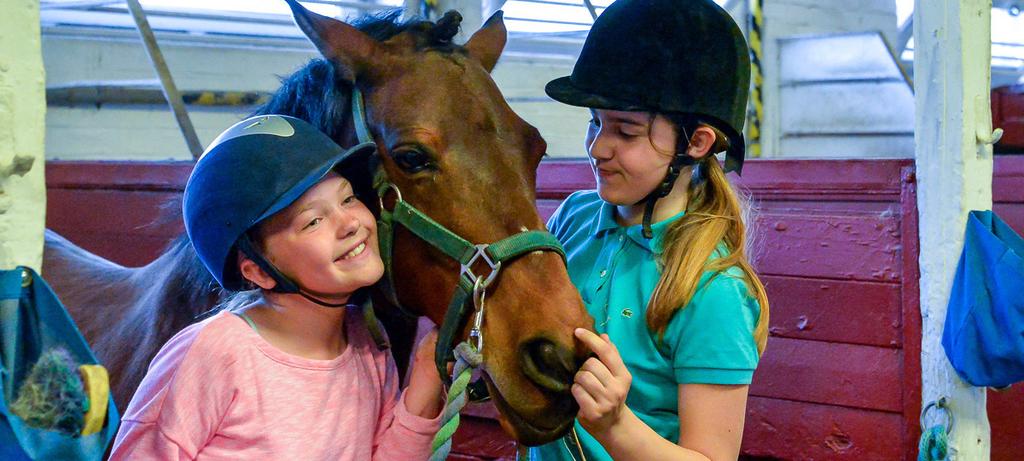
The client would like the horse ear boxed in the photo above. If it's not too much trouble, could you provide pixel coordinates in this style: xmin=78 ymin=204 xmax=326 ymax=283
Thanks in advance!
xmin=465 ymin=11 xmax=507 ymax=73
xmin=284 ymin=0 xmax=377 ymax=82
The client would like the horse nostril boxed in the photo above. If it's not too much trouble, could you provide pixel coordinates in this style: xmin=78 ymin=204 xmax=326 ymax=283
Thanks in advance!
xmin=521 ymin=339 xmax=576 ymax=393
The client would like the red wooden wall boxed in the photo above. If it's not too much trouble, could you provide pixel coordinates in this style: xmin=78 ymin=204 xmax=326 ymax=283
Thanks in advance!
xmin=46 ymin=161 xmax=192 ymax=267
xmin=45 ymin=158 xmax=1024 ymax=460
xmin=990 ymin=156 xmax=1024 ymax=461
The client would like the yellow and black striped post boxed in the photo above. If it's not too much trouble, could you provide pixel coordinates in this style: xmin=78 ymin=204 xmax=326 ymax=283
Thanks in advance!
xmin=748 ymin=0 xmax=764 ymax=157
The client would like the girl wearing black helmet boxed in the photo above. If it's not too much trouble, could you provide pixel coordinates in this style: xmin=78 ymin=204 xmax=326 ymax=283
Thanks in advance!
xmin=110 ymin=115 xmax=444 ymax=460
xmin=530 ymin=0 xmax=769 ymax=460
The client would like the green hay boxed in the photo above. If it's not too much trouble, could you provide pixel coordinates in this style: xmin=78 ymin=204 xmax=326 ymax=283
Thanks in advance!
xmin=10 ymin=347 xmax=86 ymax=437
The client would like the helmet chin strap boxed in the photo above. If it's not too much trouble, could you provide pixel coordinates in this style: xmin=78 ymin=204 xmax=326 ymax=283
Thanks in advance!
xmin=236 ymin=235 xmax=359 ymax=308
xmin=635 ymin=135 xmax=695 ymax=239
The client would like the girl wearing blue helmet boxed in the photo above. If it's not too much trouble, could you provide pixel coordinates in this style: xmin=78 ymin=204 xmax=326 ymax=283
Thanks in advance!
xmin=530 ymin=0 xmax=770 ymax=460
xmin=109 ymin=115 xmax=444 ymax=460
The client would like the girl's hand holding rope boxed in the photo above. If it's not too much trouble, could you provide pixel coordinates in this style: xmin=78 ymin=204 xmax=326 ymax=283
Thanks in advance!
xmin=572 ymin=328 xmax=633 ymax=436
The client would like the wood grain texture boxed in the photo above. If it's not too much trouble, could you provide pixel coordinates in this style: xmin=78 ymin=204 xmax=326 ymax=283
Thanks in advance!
xmin=750 ymin=337 xmax=903 ymax=412
xmin=762 ymin=275 xmax=901 ymax=347
xmin=743 ymin=396 xmax=904 ymax=461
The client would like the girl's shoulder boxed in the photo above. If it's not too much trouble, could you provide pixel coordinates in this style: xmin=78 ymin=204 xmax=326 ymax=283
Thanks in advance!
xmin=662 ymin=262 xmax=763 ymax=383
xmin=150 ymin=311 xmax=251 ymax=374
xmin=121 ymin=312 xmax=249 ymax=423
xmin=699 ymin=243 xmax=750 ymax=282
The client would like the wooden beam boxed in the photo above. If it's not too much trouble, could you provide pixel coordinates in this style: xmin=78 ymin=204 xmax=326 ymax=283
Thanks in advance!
xmin=46 ymin=81 xmax=271 ymax=108
xmin=914 ymin=0 xmax=993 ymax=459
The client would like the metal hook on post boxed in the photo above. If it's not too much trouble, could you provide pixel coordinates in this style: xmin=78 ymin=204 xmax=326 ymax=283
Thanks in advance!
xmin=977 ymin=127 xmax=1004 ymax=146
xmin=975 ymin=94 xmax=1004 ymax=147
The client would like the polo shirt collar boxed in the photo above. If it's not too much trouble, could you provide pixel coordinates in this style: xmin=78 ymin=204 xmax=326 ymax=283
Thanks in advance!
xmin=591 ymin=200 xmax=687 ymax=252
xmin=591 ymin=199 xmax=620 ymax=235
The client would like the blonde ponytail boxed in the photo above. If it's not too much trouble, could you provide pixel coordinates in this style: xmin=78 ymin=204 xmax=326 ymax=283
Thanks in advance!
xmin=646 ymin=155 xmax=769 ymax=354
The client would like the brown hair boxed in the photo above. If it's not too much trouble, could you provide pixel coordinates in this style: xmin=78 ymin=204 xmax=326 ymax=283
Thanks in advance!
xmin=646 ymin=115 xmax=769 ymax=354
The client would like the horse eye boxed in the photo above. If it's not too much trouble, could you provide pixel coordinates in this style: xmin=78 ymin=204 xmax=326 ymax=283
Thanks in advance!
xmin=392 ymin=149 xmax=433 ymax=173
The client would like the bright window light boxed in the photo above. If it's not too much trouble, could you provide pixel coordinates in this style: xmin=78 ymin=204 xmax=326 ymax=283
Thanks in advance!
xmin=38 ymin=0 xmax=758 ymax=49
xmin=138 ymin=0 xmax=336 ymax=16
xmin=899 ymin=2 xmax=1024 ymax=70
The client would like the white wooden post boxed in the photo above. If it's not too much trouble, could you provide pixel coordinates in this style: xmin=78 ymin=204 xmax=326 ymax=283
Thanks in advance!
xmin=915 ymin=0 xmax=993 ymax=458
xmin=0 ymin=0 xmax=46 ymax=272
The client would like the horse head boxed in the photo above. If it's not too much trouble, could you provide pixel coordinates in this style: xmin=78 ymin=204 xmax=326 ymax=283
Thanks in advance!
xmin=283 ymin=2 xmax=593 ymax=445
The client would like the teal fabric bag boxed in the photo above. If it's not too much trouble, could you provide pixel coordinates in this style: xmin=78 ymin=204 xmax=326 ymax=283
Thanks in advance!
xmin=0 ymin=267 xmax=119 ymax=460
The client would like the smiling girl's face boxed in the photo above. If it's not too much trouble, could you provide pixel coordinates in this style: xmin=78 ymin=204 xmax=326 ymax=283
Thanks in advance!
xmin=254 ymin=171 xmax=383 ymax=301
xmin=585 ymin=109 xmax=681 ymax=206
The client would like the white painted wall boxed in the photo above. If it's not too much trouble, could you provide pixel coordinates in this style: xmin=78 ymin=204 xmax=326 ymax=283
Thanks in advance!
xmin=759 ymin=0 xmax=900 ymax=157
xmin=1 ymin=0 xmax=46 ymax=271
xmin=42 ymin=28 xmax=587 ymax=160
xmin=41 ymin=1 xmax=919 ymax=162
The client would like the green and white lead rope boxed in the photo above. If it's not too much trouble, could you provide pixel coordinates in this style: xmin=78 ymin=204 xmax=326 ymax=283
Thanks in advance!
xmin=918 ymin=397 xmax=952 ymax=461
xmin=429 ymin=342 xmax=482 ymax=461
xmin=918 ymin=425 xmax=949 ymax=461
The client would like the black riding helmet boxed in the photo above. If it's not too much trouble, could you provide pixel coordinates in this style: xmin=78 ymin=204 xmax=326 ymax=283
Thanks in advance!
xmin=183 ymin=115 xmax=376 ymax=305
xmin=545 ymin=0 xmax=751 ymax=238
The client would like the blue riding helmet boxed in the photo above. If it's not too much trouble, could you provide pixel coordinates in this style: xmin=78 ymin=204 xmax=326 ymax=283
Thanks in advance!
xmin=183 ymin=114 xmax=376 ymax=292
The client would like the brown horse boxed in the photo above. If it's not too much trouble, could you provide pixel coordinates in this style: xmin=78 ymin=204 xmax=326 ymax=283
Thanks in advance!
xmin=42 ymin=6 xmax=593 ymax=446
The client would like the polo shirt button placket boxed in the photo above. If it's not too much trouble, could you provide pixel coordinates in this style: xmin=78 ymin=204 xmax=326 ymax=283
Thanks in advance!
xmin=600 ymin=303 xmax=611 ymax=328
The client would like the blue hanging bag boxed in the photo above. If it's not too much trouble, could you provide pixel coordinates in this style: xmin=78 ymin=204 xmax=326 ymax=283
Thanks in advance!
xmin=942 ymin=210 xmax=1024 ymax=388
xmin=0 ymin=267 xmax=119 ymax=460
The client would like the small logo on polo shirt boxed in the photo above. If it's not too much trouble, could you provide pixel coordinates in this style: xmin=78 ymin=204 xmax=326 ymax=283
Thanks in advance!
xmin=621 ymin=308 xmax=633 ymax=319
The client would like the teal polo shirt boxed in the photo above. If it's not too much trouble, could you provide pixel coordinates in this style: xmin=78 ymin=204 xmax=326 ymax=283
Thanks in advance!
xmin=529 ymin=190 xmax=761 ymax=461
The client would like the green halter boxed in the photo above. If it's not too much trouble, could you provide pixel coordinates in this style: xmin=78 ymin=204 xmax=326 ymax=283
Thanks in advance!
xmin=350 ymin=89 xmax=567 ymax=389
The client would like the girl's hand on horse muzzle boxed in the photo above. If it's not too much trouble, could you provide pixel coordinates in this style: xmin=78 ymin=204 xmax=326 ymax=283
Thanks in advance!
xmin=571 ymin=328 xmax=632 ymax=435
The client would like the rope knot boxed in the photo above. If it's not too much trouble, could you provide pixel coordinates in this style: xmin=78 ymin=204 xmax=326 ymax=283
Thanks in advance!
xmin=454 ymin=341 xmax=483 ymax=368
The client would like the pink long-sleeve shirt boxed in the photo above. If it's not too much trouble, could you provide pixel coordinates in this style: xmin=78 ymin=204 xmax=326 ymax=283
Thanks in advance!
xmin=109 ymin=309 xmax=441 ymax=460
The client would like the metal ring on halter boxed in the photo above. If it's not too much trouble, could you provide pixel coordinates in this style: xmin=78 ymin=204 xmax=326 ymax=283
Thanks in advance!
xmin=920 ymin=396 xmax=954 ymax=436
xmin=378 ymin=182 xmax=404 ymax=211
xmin=461 ymin=244 xmax=502 ymax=290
